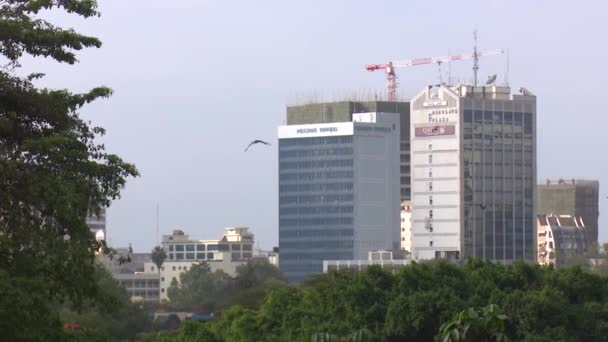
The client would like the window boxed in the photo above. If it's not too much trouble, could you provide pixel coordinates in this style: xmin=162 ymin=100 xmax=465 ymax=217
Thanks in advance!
xmin=242 ymin=244 xmax=252 ymax=251
xmin=161 ymin=277 xmax=165 ymax=282
xmin=207 ymin=244 xmax=218 ymax=251
xmin=169 ymin=253 xmax=174 ymax=260
xmin=178 ymin=266 xmax=182 ymax=270
xmin=197 ymin=244 xmax=205 ymax=251
xmin=429 ymin=169 xmax=433 ymax=178
xmin=429 ymin=196 xmax=433 ymax=205
xmin=175 ymin=245 xmax=184 ymax=251
xmin=231 ymin=244 xmax=241 ymax=251
xmin=429 ymin=241 xmax=433 ymax=247
xmin=218 ymin=244 xmax=230 ymax=251
xmin=186 ymin=253 xmax=195 ymax=260
xmin=176 ymin=253 xmax=184 ymax=260
xmin=183 ymin=266 xmax=188 ymax=271
xmin=172 ymin=266 xmax=176 ymax=271
xmin=429 ymin=182 xmax=433 ymax=191
xmin=168 ymin=245 xmax=174 ymax=252
xmin=429 ymin=143 xmax=433 ymax=150
xmin=196 ymin=253 xmax=205 ymax=259
xmin=207 ymin=253 xmax=214 ymax=260
xmin=161 ymin=266 xmax=165 ymax=271
xmin=150 ymin=266 xmax=155 ymax=272
xmin=429 ymin=210 xmax=433 ymax=219
xmin=186 ymin=245 xmax=195 ymax=251
xmin=429 ymin=155 xmax=433 ymax=163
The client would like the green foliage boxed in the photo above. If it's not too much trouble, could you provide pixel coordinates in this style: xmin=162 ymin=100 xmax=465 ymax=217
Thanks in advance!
xmin=167 ymin=259 xmax=287 ymax=312
xmin=0 ymin=1 xmax=138 ymax=338
xmin=161 ymin=260 xmax=608 ymax=341
xmin=168 ymin=262 xmax=233 ymax=311
xmin=438 ymin=304 xmax=509 ymax=342
xmin=59 ymin=264 xmax=152 ymax=341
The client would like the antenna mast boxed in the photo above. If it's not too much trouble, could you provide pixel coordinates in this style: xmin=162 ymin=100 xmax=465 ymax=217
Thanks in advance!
xmin=156 ymin=203 xmax=159 ymax=245
xmin=473 ymin=30 xmax=479 ymax=86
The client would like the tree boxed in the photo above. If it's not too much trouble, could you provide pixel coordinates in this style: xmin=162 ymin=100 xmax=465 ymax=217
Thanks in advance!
xmin=438 ymin=304 xmax=509 ymax=342
xmin=152 ymin=246 xmax=167 ymax=275
xmin=0 ymin=1 xmax=138 ymax=339
xmin=167 ymin=263 xmax=233 ymax=311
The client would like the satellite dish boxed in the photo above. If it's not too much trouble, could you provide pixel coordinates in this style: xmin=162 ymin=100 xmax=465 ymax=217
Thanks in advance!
xmin=486 ymin=74 xmax=497 ymax=85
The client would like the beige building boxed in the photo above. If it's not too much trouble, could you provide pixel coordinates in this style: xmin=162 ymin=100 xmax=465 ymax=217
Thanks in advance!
xmin=154 ymin=227 xmax=256 ymax=301
xmin=537 ymin=214 xmax=587 ymax=267
xmin=400 ymin=201 xmax=412 ymax=252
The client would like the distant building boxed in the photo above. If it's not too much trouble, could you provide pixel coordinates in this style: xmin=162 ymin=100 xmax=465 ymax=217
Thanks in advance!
xmin=114 ymin=272 xmax=160 ymax=303
xmin=278 ymin=112 xmax=401 ymax=282
xmin=410 ymin=84 xmax=537 ymax=262
xmin=86 ymin=208 xmax=106 ymax=241
xmin=400 ymin=201 xmax=412 ymax=252
xmin=287 ymin=101 xmax=411 ymax=201
xmin=537 ymin=179 xmax=599 ymax=247
xmin=537 ymin=214 xmax=587 ymax=267
xmin=323 ymin=250 xmax=411 ymax=272
xmin=162 ymin=227 xmax=254 ymax=263
xmin=155 ymin=227 xmax=256 ymax=301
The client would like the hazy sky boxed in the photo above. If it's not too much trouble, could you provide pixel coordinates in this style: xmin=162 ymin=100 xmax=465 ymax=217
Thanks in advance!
xmin=23 ymin=0 xmax=608 ymax=251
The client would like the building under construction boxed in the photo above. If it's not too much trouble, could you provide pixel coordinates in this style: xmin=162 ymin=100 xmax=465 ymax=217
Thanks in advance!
xmin=537 ymin=179 xmax=599 ymax=247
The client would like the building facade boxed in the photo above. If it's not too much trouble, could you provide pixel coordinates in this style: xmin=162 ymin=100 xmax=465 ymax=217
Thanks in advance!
xmin=287 ymin=101 xmax=411 ymax=201
xmin=537 ymin=214 xmax=587 ymax=267
xmin=162 ymin=227 xmax=254 ymax=263
xmin=154 ymin=227 xmax=256 ymax=301
xmin=400 ymin=201 xmax=412 ymax=252
xmin=86 ymin=207 xmax=106 ymax=241
xmin=410 ymin=85 xmax=536 ymax=262
xmin=537 ymin=179 xmax=599 ymax=247
xmin=115 ymin=273 xmax=160 ymax=303
xmin=323 ymin=250 xmax=411 ymax=272
xmin=278 ymin=112 xmax=401 ymax=282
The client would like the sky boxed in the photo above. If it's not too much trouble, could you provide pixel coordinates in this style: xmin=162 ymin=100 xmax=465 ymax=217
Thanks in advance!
xmin=21 ymin=0 xmax=608 ymax=251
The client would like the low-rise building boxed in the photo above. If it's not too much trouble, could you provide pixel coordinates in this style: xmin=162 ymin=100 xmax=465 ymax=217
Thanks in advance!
xmin=153 ymin=227 xmax=257 ymax=301
xmin=114 ymin=272 xmax=160 ymax=303
xmin=323 ymin=250 xmax=411 ymax=273
xmin=537 ymin=214 xmax=587 ymax=267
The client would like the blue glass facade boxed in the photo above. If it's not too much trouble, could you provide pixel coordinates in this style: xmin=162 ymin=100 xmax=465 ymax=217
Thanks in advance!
xmin=462 ymin=102 xmax=536 ymax=261
xmin=279 ymin=136 xmax=355 ymax=282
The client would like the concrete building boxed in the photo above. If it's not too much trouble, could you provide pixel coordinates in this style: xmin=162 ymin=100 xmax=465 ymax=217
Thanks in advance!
xmin=400 ymin=201 xmax=412 ymax=252
xmin=537 ymin=214 xmax=587 ymax=267
xmin=86 ymin=208 xmax=106 ymax=241
xmin=287 ymin=101 xmax=411 ymax=201
xmin=278 ymin=112 xmax=401 ymax=282
xmin=323 ymin=250 xmax=411 ymax=272
xmin=115 ymin=272 xmax=160 ymax=303
xmin=162 ymin=227 xmax=254 ymax=263
xmin=410 ymin=84 xmax=536 ymax=262
xmin=145 ymin=257 xmax=247 ymax=302
xmin=154 ymin=228 xmax=256 ymax=301
xmin=537 ymin=179 xmax=599 ymax=247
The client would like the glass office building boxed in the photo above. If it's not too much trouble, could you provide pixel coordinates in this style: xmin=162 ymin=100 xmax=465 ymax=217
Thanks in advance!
xmin=411 ymin=85 xmax=536 ymax=262
xmin=278 ymin=113 xmax=400 ymax=282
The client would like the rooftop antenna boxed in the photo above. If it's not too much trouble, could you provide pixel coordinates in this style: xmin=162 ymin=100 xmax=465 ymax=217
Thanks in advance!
xmin=505 ymin=48 xmax=510 ymax=86
xmin=473 ymin=30 xmax=479 ymax=86
xmin=448 ymin=49 xmax=452 ymax=85
xmin=156 ymin=203 xmax=159 ymax=246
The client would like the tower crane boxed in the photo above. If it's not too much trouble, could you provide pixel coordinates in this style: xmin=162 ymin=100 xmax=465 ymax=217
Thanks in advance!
xmin=365 ymin=48 xmax=504 ymax=101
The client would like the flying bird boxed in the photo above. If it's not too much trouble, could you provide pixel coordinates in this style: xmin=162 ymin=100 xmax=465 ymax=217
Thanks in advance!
xmin=244 ymin=139 xmax=271 ymax=152
xmin=479 ymin=204 xmax=487 ymax=210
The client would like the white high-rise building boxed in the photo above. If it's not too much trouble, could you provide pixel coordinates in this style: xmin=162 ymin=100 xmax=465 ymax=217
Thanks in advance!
xmin=410 ymin=84 xmax=536 ymax=261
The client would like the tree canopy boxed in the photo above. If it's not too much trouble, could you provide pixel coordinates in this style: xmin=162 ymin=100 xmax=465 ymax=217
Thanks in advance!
xmin=163 ymin=260 xmax=608 ymax=341
xmin=0 ymin=0 xmax=138 ymax=338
